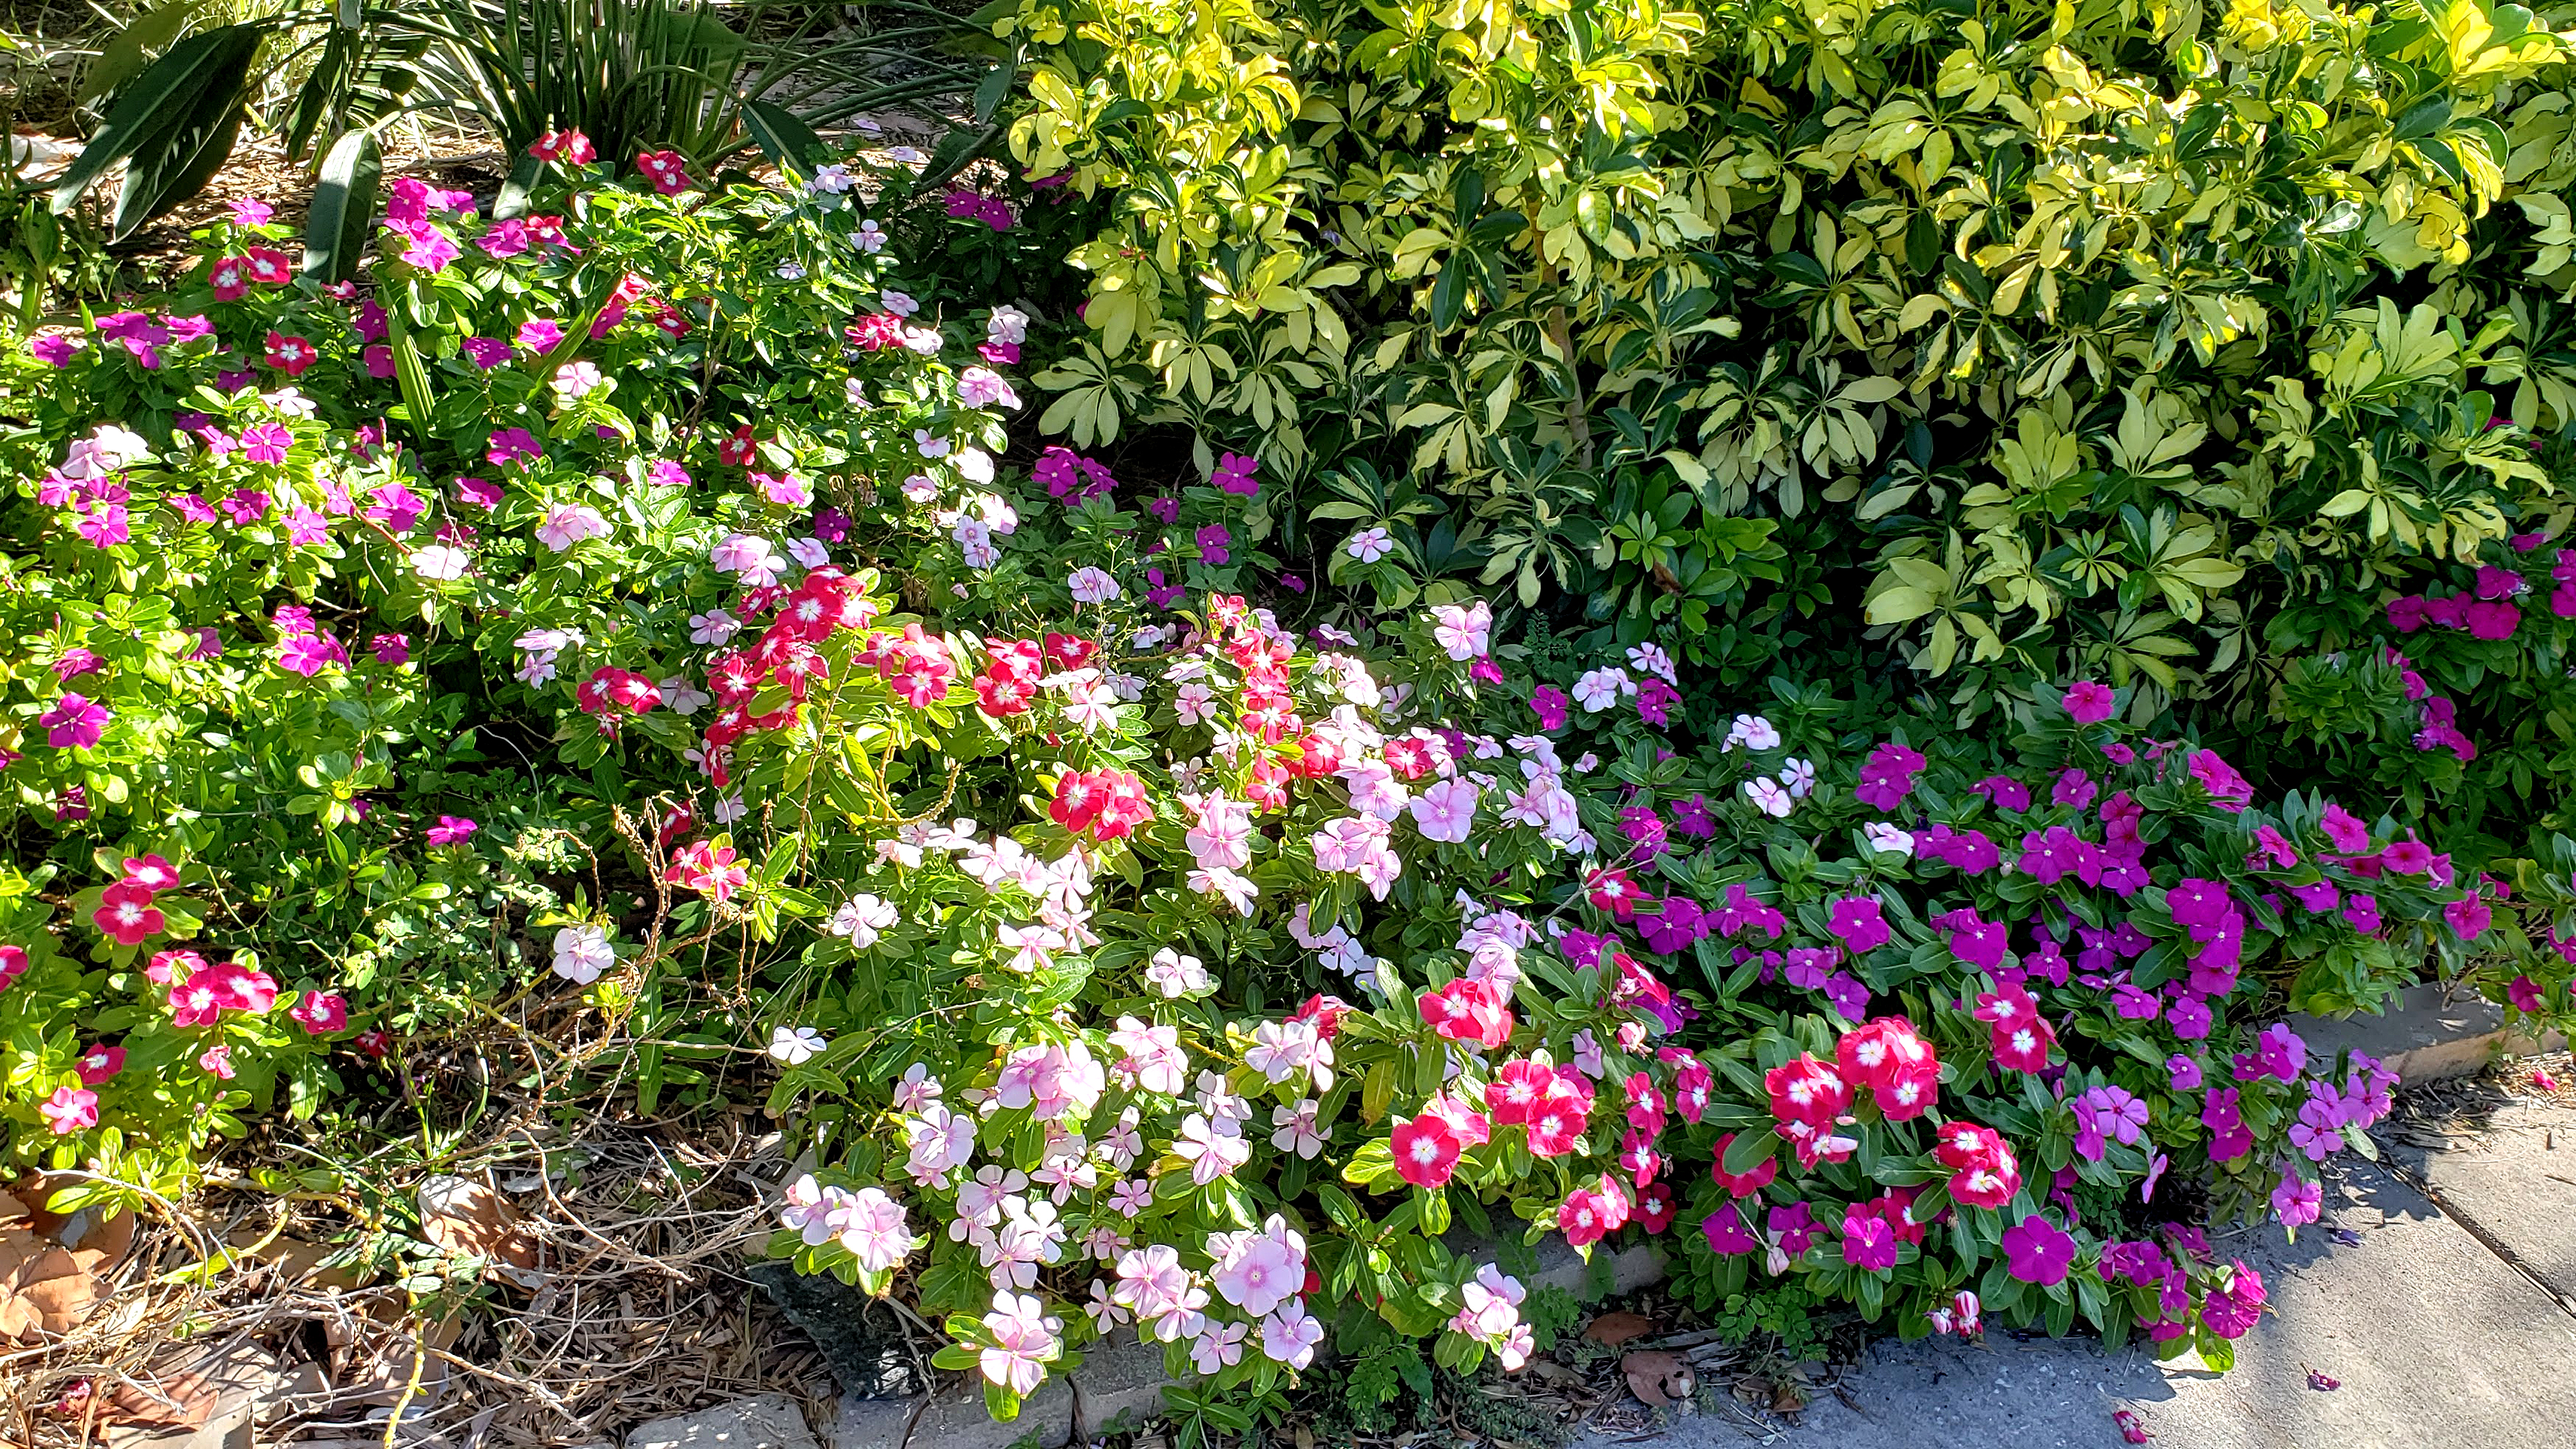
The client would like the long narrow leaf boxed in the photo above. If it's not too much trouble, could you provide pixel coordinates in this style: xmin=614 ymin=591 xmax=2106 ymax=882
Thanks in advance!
xmin=301 ymin=129 xmax=383 ymax=282
xmin=52 ymin=23 xmax=264 ymax=219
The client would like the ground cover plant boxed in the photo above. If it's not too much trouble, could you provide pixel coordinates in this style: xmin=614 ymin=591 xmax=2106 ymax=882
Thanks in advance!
xmin=3 ymin=0 xmax=2576 ymax=1438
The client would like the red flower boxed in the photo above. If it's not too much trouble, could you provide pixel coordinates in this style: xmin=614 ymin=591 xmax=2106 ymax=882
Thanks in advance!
xmin=1634 ymin=1181 xmax=1675 ymax=1234
xmin=244 ymin=247 xmax=292 ymax=284
xmin=1585 ymin=866 xmax=1647 ymax=920
xmin=1418 ymin=978 xmax=1512 ymax=1049
xmin=1763 ymin=1052 xmax=1851 ymax=1126
xmin=1937 ymin=1122 xmax=2024 ymax=1209
xmin=1835 ymin=1016 xmax=1933 ymax=1089
xmin=718 ymin=425 xmax=758 ymax=466
xmin=1042 ymin=632 xmax=1099 ymax=672
xmin=1975 ymin=982 xmax=2057 ymax=1073
xmin=665 ymin=840 xmax=749 ymax=902
xmin=635 ymin=150 xmax=691 ymax=195
xmin=209 ymin=256 xmax=250 ymax=300
xmin=532 ymin=129 xmax=597 ymax=164
xmin=1390 ymin=1112 xmax=1463 ymax=1188
xmin=576 ymin=667 xmax=663 ymax=719
xmin=92 ymin=879 xmax=165 ymax=945
xmin=75 ymin=1044 xmax=123 ymax=1085
xmin=1049 ymin=767 xmax=1153 ymax=841
xmin=0 ymin=945 xmax=28 ymax=991
xmin=1522 ymin=1078 xmax=1589 ymax=1158
xmin=1293 ymin=994 xmax=1349 ymax=1039
xmin=263 ymin=331 xmax=317 ymax=375
xmin=1485 ymin=1057 xmax=1555 ymax=1125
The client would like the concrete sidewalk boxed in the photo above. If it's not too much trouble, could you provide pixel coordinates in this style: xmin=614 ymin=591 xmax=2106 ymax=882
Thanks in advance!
xmin=1597 ymin=1102 xmax=2576 ymax=1448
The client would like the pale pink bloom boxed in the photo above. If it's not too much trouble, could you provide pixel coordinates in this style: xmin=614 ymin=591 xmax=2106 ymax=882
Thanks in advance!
xmin=892 ymin=1063 xmax=942 ymax=1113
xmin=1175 ymin=682 xmax=1218 ymax=726
xmin=1744 ymin=776 xmax=1794 ymax=818
xmin=779 ymin=1174 xmax=840 ymax=1244
xmin=1187 ymin=866 xmax=1259 ymax=915
xmin=979 ymin=1292 xmax=1060 ymax=1395
xmin=1208 ymin=1216 xmax=1306 ymax=1317
xmin=834 ymin=1187 xmax=918 ymax=1273
xmin=1067 ymin=566 xmax=1120 ymax=604
xmin=1245 ymin=1018 xmax=1332 ymax=1088
xmin=1409 ymin=777 xmax=1481 ymax=843
xmin=1185 ymin=794 xmax=1254 ymax=871
xmin=1430 ymin=600 xmax=1491 ymax=661
xmin=1145 ymin=947 xmax=1212 ymax=997
xmin=904 ymin=1104 xmax=976 ymax=1186
xmin=1190 ymin=1320 xmax=1246 ymax=1375
xmin=1174 ymin=1114 xmax=1251 ymax=1184
xmin=536 ymin=502 xmax=610 ymax=552
xmin=1259 ymin=1302 xmax=1324 ymax=1368
xmin=1109 ymin=1016 xmax=1190 ymax=1095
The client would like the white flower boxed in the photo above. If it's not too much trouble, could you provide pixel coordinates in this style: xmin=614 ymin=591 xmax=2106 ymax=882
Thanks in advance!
xmin=987 ymin=305 xmax=1030 ymax=345
xmin=1068 ymin=567 xmax=1121 ymax=604
xmin=768 ymin=1024 xmax=827 ymax=1065
xmin=879 ymin=289 xmax=920 ymax=317
xmin=914 ymin=429 xmax=951 ymax=458
xmin=845 ymin=377 xmax=872 ymax=408
xmin=829 ymin=893 xmax=900 ymax=946
xmin=689 ymin=608 xmax=741 ymax=645
xmin=713 ymin=791 xmax=747 ymax=824
xmin=1744 ymin=776 xmax=1794 ymax=818
xmin=535 ymin=503 xmax=611 ymax=552
xmin=1572 ymin=667 xmax=1631 ymax=712
xmin=1346 ymin=527 xmax=1393 ymax=563
xmin=807 ymin=164 xmax=854 ymax=195
xmin=1782 ymin=757 xmax=1817 ymax=797
xmin=902 ymin=325 xmax=942 ymax=354
xmin=1270 ymin=1099 xmax=1326 ymax=1159
xmin=886 ymin=146 xmax=927 ymax=164
xmin=1626 ymin=641 xmax=1678 ymax=683
xmin=550 ymin=360 xmax=605 ymax=402
xmin=411 ymin=544 xmax=471 ymax=580
xmin=1864 ymin=821 xmax=1916 ymax=857
xmin=659 ymin=677 xmax=712 ymax=716
xmin=551 ymin=924 xmax=614 ymax=983
xmin=953 ymin=446 xmax=995 ymax=484
xmin=1724 ymin=713 xmax=1782 ymax=751
xmin=1145 ymin=948 xmax=1212 ymax=998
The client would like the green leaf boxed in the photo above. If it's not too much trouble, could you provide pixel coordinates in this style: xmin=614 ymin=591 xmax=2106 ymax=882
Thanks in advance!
xmin=741 ymin=99 xmax=828 ymax=178
xmin=54 ymin=23 xmax=264 ymax=233
xmin=301 ymin=128 xmax=382 ymax=283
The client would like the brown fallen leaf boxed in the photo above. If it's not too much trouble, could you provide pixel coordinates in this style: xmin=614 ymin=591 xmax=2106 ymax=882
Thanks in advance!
xmin=0 ymin=1230 xmax=99 ymax=1340
xmin=105 ymin=1372 xmax=218 ymax=1428
xmin=1584 ymin=1310 xmax=1654 ymax=1346
xmin=1621 ymin=1350 xmax=1693 ymax=1409
xmin=417 ymin=1176 xmax=539 ymax=1273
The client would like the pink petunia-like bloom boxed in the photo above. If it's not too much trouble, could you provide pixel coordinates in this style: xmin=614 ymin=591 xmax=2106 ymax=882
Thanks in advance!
xmin=239 ymin=421 xmax=293 ymax=464
xmin=517 ymin=318 xmax=566 ymax=353
xmin=288 ymin=990 xmax=350 ymax=1033
xmin=979 ymin=1291 xmax=1060 ymax=1394
xmin=76 ymin=504 xmax=129 ymax=548
xmin=426 ymin=815 xmax=478 ymax=847
xmin=92 ymin=880 xmax=164 ymax=945
xmin=2062 ymin=679 xmax=2115 ymax=722
xmin=40 ymin=693 xmax=111 ymax=749
xmin=40 ymin=1086 xmax=99 ymax=1135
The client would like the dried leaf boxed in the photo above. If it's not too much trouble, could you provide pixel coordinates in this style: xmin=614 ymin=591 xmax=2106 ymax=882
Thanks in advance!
xmin=106 ymin=1371 xmax=218 ymax=1428
xmin=417 ymin=1176 xmax=539 ymax=1272
xmin=1584 ymin=1311 xmax=1653 ymax=1346
xmin=1621 ymin=1350 xmax=1693 ymax=1409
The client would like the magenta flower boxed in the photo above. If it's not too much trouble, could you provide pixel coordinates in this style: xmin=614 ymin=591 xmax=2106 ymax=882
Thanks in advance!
xmin=2200 ymin=1263 xmax=2266 ymax=1338
xmin=462 ymin=337 xmax=514 ymax=368
xmin=456 ymin=476 xmax=504 ymax=510
xmin=371 ymin=633 xmax=411 ymax=665
xmin=76 ymin=504 xmax=130 ymax=547
xmin=29 ymin=332 xmax=83 ymax=366
xmin=283 ymin=507 xmax=330 ymax=545
xmin=230 ymin=197 xmax=274 ymax=227
xmin=2061 ymin=680 xmax=2115 ymax=722
xmin=1839 ymin=1209 xmax=1898 ymax=1273
xmin=517 ymin=319 xmax=566 ymax=352
xmin=1194 ymin=524 xmax=1232 ymax=564
xmin=2000 ymin=1214 xmax=2076 ymax=1285
xmin=1827 ymin=896 xmax=1888 ymax=953
xmin=486 ymin=428 xmax=542 ymax=465
xmin=1530 ymin=685 xmax=1570 ymax=731
xmin=1635 ymin=676 xmax=1680 ymax=726
xmin=278 ymin=629 xmax=349 ymax=678
xmin=426 ymin=815 xmax=478 ymax=847
xmin=238 ymin=422 xmax=292 ymax=464
xmin=40 ymin=693 xmax=110 ymax=749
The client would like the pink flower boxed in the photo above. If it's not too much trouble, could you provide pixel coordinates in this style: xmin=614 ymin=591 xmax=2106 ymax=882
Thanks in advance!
xmin=75 ymin=1044 xmax=124 ymax=1085
xmin=665 ymin=840 xmax=749 ymax=902
xmin=199 ymin=1042 xmax=237 ymax=1078
xmin=426 ymin=816 xmax=478 ymax=847
xmin=76 ymin=504 xmax=129 ymax=547
xmin=122 ymin=855 xmax=180 ymax=892
xmin=92 ymin=880 xmax=164 ymax=945
xmin=40 ymin=1086 xmax=99 ymax=1135
xmin=516 ymin=319 xmax=565 ymax=353
xmin=288 ymin=991 xmax=350 ymax=1034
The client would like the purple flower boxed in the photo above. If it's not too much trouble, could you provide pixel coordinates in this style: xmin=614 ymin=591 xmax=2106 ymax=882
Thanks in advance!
xmin=462 ymin=337 xmax=514 ymax=368
xmin=2200 ymin=1263 xmax=2266 ymax=1338
xmin=1839 ymin=1209 xmax=1898 ymax=1273
xmin=1821 ymin=971 xmax=1872 ymax=1020
xmin=2062 ymin=680 xmax=2115 ymax=723
xmin=486 ymin=428 xmax=542 ymax=465
xmin=2166 ymin=1053 xmax=2204 ymax=1090
xmin=1972 ymin=775 xmax=2031 ymax=812
xmin=2508 ymin=975 xmax=2545 ymax=1013
xmin=1827 ymin=896 xmax=1889 ymax=953
xmin=2188 ymin=749 xmax=2253 ymax=811
xmin=239 ymin=422 xmax=293 ymax=465
xmin=371 ymin=633 xmax=412 ymax=665
xmin=1768 ymin=1201 xmax=1820 ymax=1255
xmin=2271 ymin=1173 xmax=2322 ymax=1226
xmin=1635 ymin=676 xmax=1680 ymax=727
xmin=52 ymin=649 xmax=103 ymax=682
xmin=425 ymin=815 xmax=478 ymax=847
xmin=39 ymin=693 xmax=110 ymax=749
xmin=1670 ymin=794 xmax=1715 ymax=839
xmin=2001 ymin=1215 xmax=2076 ymax=1285
xmin=1530 ymin=685 xmax=1570 ymax=731
xmin=1854 ymin=741 xmax=1925 ymax=808
xmin=1195 ymin=523 xmax=1232 ymax=565
xmin=2342 ymin=892 xmax=2382 ymax=932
